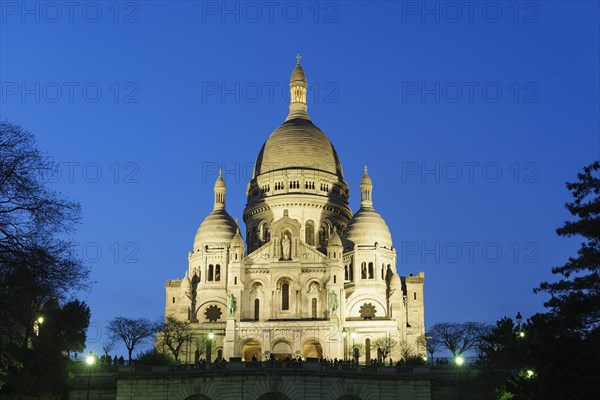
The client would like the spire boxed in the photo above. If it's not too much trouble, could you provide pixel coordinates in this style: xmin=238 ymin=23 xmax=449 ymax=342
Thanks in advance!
xmin=287 ymin=53 xmax=309 ymax=121
xmin=213 ymin=169 xmax=226 ymax=210
xmin=360 ymin=165 xmax=373 ymax=208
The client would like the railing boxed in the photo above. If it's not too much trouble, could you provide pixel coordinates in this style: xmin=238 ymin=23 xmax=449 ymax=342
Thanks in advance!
xmin=115 ymin=361 xmax=431 ymax=377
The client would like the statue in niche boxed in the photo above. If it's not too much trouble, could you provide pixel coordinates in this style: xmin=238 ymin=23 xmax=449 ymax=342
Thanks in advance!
xmin=309 ymin=282 xmax=319 ymax=293
xmin=281 ymin=233 xmax=291 ymax=260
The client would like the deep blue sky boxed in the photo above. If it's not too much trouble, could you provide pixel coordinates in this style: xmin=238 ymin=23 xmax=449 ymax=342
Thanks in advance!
xmin=1 ymin=1 xmax=598 ymax=355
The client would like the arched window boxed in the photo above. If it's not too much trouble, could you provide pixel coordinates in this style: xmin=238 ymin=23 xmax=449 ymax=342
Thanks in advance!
xmin=254 ymin=299 xmax=260 ymax=321
xmin=215 ymin=264 xmax=221 ymax=281
xmin=282 ymin=283 xmax=290 ymax=311
xmin=311 ymin=298 xmax=317 ymax=318
xmin=319 ymin=222 xmax=329 ymax=247
xmin=261 ymin=223 xmax=270 ymax=243
xmin=349 ymin=262 xmax=354 ymax=281
xmin=381 ymin=264 xmax=384 ymax=280
xmin=361 ymin=262 xmax=367 ymax=279
xmin=252 ymin=226 xmax=258 ymax=248
xmin=344 ymin=265 xmax=349 ymax=281
xmin=305 ymin=220 xmax=314 ymax=245
xmin=208 ymin=264 xmax=214 ymax=281
xmin=368 ymin=262 xmax=374 ymax=279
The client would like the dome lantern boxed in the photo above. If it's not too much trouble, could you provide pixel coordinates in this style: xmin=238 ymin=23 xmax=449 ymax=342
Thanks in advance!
xmin=287 ymin=53 xmax=309 ymax=121
xmin=193 ymin=170 xmax=238 ymax=250
xmin=360 ymin=165 xmax=373 ymax=208
xmin=343 ymin=168 xmax=393 ymax=250
xmin=214 ymin=168 xmax=226 ymax=210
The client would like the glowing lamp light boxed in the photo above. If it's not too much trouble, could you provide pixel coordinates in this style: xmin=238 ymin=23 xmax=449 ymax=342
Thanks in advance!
xmin=208 ymin=331 xmax=215 ymax=340
xmin=37 ymin=316 xmax=44 ymax=324
xmin=341 ymin=328 xmax=347 ymax=337
xmin=525 ymin=369 xmax=535 ymax=379
xmin=351 ymin=332 xmax=356 ymax=339
xmin=455 ymin=356 xmax=465 ymax=366
xmin=422 ymin=355 xmax=428 ymax=362
xmin=85 ymin=355 xmax=95 ymax=366
xmin=519 ymin=331 xmax=525 ymax=338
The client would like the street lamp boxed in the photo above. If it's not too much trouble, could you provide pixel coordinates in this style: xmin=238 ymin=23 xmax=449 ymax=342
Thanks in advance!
xmin=34 ymin=316 xmax=44 ymax=336
xmin=85 ymin=352 xmax=95 ymax=400
xmin=207 ymin=330 xmax=214 ymax=363
xmin=516 ymin=312 xmax=524 ymax=338
xmin=341 ymin=328 xmax=347 ymax=361
xmin=455 ymin=355 xmax=465 ymax=366
xmin=525 ymin=369 xmax=535 ymax=379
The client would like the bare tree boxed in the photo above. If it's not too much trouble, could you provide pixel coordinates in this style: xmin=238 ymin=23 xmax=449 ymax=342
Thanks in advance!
xmin=397 ymin=341 xmax=415 ymax=361
xmin=192 ymin=333 xmax=208 ymax=360
xmin=0 ymin=121 xmax=89 ymax=391
xmin=156 ymin=315 xmax=192 ymax=361
xmin=417 ymin=333 xmax=442 ymax=360
xmin=102 ymin=340 xmax=115 ymax=363
xmin=106 ymin=317 xmax=156 ymax=364
xmin=373 ymin=337 xmax=397 ymax=363
xmin=429 ymin=322 xmax=489 ymax=356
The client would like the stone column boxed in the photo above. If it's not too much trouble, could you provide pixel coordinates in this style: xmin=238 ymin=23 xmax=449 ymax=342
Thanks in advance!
xmin=224 ymin=318 xmax=236 ymax=360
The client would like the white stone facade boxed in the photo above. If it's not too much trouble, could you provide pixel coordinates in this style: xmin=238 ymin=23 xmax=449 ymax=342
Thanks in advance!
xmin=164 ymin=57 xmax=425 ymax=363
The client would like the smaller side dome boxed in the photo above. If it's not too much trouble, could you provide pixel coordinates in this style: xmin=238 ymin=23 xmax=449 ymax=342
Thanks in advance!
xmin=180 ymin=271 xmax=191 ymax=292
xmin=231 ymin=228 xmax=245 ymax=248
xmin=194 ymin=173 xmax=238 ymax=250
xmin=328 ymin=228 xmax=343 ymax=247
xmin=389 ymin=273 xmax=402 ymax=290
xmin=343 ymin=168 xmax=393 ymax=249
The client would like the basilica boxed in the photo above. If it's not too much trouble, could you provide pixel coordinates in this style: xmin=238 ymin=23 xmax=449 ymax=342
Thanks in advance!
xmin=164 ymin=57 xmax=425 ymax=363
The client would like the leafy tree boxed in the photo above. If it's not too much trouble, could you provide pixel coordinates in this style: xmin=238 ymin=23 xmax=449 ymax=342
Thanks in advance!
xmin=536 ymin=161 xmax=600 ymax=331
xmin=478 ymin=162 xmax=600 ymax=399
xmin=156 ymin=315 xmax=192 ymax=361
xmin=136 ymin=348 xmax=176 ymax=366
xmin=107 ymin=317 xmax=156 ymax=364
xmin=349 ymin=343 xmax=364 ymax=362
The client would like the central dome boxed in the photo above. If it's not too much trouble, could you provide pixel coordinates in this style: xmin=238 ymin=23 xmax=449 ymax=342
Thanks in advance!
xmin=253 ymin=118 xmax=343 ymax=177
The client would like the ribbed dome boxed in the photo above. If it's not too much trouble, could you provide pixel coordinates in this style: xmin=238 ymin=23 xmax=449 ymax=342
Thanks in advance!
xmin=343 ymin=207 xmax=393 ymax=250
xmin=253 ymin=118 xmax=343 ymax=177
xmin=194 ymin=209 xmax=238 ymax=249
